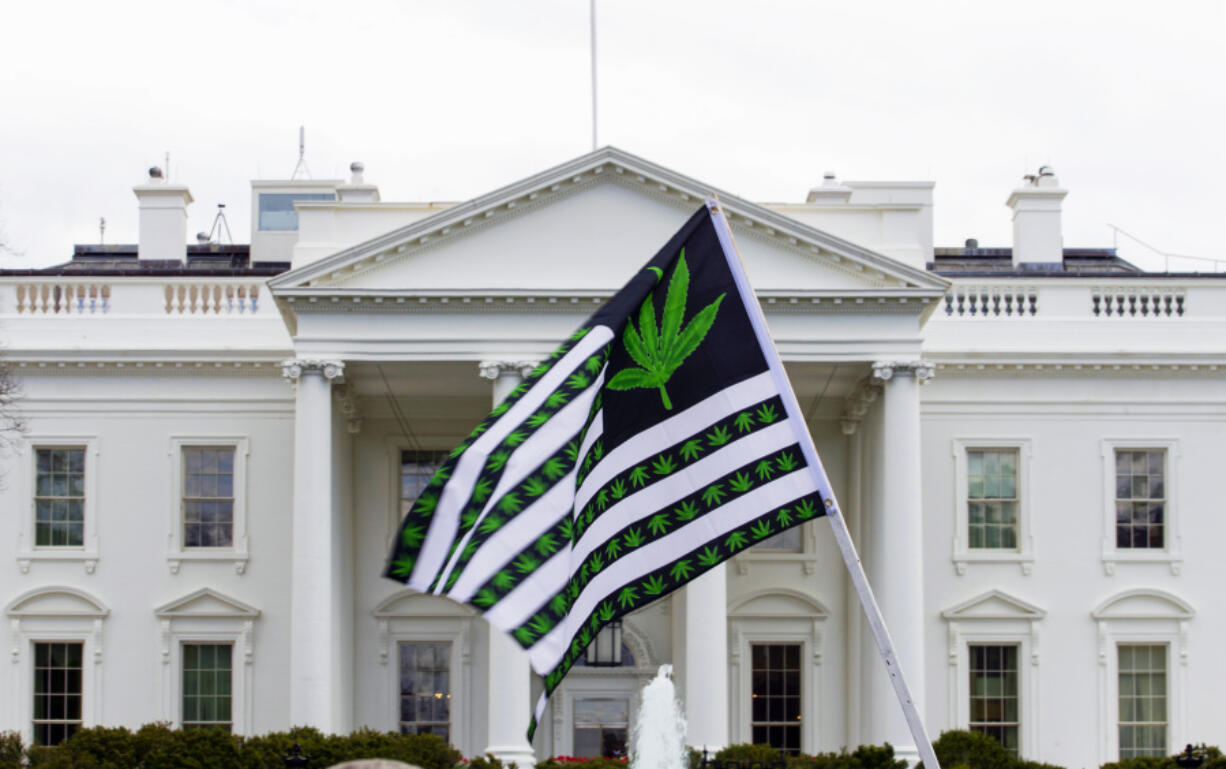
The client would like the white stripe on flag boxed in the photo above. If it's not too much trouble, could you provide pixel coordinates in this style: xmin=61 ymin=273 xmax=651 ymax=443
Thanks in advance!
xmin=480 ymin=545 xmax=571 ymax=633
xmin=571 ymin=420 xmax=799 ymax=566
xmin=527 ymin=469 xmax=819 ymax=673
xmin=573 ymin=371 xmax=777 ymax=513
xmin=446 ymin=469 xmax=578 ymax=603
xmin=409 ymin=327 xmax=613 ymax=590
xmin=432 ymin=378 xmax=603 ymax=594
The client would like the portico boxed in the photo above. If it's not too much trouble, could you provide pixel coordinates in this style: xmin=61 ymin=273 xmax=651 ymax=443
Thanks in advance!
xmin=267 ymin=147 xmax=947 ymax=757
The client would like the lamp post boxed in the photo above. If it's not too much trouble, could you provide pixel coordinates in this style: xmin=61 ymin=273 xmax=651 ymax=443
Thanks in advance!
xmin=284 ymin=743 xmax=312 ymax=768
xmin=1175 ymin=745 xmax=1204 ymax=769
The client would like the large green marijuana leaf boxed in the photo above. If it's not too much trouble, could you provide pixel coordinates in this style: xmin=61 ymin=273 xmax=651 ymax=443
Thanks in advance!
xmin=606 ymin=250 xmax=726 ymax=410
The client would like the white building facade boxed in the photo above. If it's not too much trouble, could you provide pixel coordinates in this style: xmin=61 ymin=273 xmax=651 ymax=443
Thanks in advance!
xmin=1 ymin=148 xmax=1222 ymax=767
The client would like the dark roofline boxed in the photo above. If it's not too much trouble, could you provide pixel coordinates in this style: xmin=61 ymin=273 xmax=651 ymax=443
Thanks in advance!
xmin=0 ymin=243 xmax=291 ymax=278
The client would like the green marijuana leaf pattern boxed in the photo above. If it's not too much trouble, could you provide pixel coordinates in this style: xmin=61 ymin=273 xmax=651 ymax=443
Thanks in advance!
xmin=679 ymin=439 xmax=704 ymax=461
xmin=729 ymin=471 xmax=754 ymax=493
xmin=629 ymin=465 xmax=650 ymax=487
xmin=607 ymin=251 xmax=726 ymax=410
xmin=652 ymin=454 xmax=677 ymax=476
xmin=756 ymin=403 xmax=780 ymax=423
xmin=755 ymin=460 xmax=776 ymax=481
xmin=776 ymin=451 xmax=799 ymax=472
xmin=674 ymin=500 xmax=700 ymax=521
xmin=707 ymin=425 xmax=732 ymax=447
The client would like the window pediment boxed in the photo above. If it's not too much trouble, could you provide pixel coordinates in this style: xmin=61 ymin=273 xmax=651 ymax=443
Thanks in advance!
xmin=154 ymin=588 xmax=259 ymax=619
xmin=1091 ymin=589 xmax=1193 ymax=621
xmin=373 ymin=590 xmax=476 ymax=619
xmin=5 ymin=586 xmax=109 ymax=618
xmin=729 ymin=588 xmax=828 ymax=619
xmin=941 ymin=589 xmax=1045 ymax=621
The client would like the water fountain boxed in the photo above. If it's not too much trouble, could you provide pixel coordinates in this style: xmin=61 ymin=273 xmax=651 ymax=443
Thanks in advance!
xmin=630 ymin=665 xmax=688 ymax=769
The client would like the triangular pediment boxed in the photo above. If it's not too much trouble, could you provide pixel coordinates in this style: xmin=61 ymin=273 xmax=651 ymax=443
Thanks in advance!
xmin=6 ymin=586 xmax=109 ymax=618
xmin=1091 ymin=589 xmax=1193 ymax=621
xmin=269 ymin=147 xmax=947 ymax=300
xmin=942 ymin=589 xmax=1045 ymax=621
xmin=155 ymin=588 xmax=259 ymax=619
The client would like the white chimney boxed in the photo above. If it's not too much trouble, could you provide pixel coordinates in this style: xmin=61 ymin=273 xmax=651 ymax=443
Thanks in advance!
xmin=133 ymin=166 xmax=192 ymax=262
xmin=336 ymin=161 xmax=380 ymax=203
xmin=1006 ymin=166 xmax=1066 ymax=266
xmin=806 ymin=171 xmax=853 ymax=204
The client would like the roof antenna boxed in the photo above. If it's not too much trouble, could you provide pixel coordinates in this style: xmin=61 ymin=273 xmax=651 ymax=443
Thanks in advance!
xmin=291 ymin=125 xmax=311 ymax=180
xmin=99 ymin=217 xmax=106 ymax=245
xmin=204 ymin=203 xmax=234 ymax=245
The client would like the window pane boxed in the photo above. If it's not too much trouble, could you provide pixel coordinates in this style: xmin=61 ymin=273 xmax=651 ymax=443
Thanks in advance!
xmin=32 ymin=642 xmax=84 ymax=746
xmin=182 ymin=644 xmax=232 ymax=732
xmin=183 ymin=447 xmax=236 ymax=549
xmin=750 ymin=644 xmax=801 ymax=755
xmin=969 ymin=644 xmax=1019 ymax=757
xmin=967 ymin=449 xmax=1018 ymax=551
xmin=258 ymin=193 xmax=336 ymax=231
xmin=399 ymin=642 xmax=451 ymax=740
xmin=1119 ymin=645 xmax=1167 ymax=758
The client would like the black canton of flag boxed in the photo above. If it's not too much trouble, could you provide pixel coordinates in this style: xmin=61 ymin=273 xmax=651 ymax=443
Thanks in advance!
xmin=384 ymin=204 xmax=836 ymax=738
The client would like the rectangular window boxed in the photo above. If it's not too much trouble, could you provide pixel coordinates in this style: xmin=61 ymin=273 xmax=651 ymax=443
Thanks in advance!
xmin=1115 ymin=450 xmax=1165 ymax=549
xmin=399 ymin=642 xmax=450 ymax=740
xmin=753 ymin=527 xmax=802 ymax=552
xmin=574 ymin=698 xmax=629 ymax=759
xmin=183 ymin=447 xmax=235 ymax=548
xmin=750 ymin=643 xmax=801 ymax=754
xmin=257 ymin=193 xmax=336 ymax=231
xmin=967 ymin=449 xmax=1018 ymax=549
xmin=32 ymin=642 xmax=83 ymax=746
xmin=401 ymin=451 xmax=447 ymax=520
xmin=182 ymin=644 xmax=232 ymax=732
xmin=968 ymin=644 xmax=1019 ymax=755
xmin=1119 ymin=645 xmax=1167 ymax=757
xmin=34 ymin=448 xmax=85 ymax=547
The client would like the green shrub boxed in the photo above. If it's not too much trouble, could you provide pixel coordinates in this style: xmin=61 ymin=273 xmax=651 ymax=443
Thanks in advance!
xmin=919 ymin=731 xmax=1014 ymax=769
xmin=470 ymin=754 xmax=509 ymax=769
xmin=0 ymin=732 xmax=24 ymax=769
xmin=536 ymin=758 xmax=628 ymax=769
xmin=784 ymin=743 xmax=905 ymax=769
xmin=715 ymin=743 xmax=783 ymax=766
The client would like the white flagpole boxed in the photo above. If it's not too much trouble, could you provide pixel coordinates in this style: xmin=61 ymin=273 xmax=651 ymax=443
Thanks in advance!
xmin=705 ymin=198 xmax=941 ymax=769
xmin=590 ymin=0 xmax=598 ymax=151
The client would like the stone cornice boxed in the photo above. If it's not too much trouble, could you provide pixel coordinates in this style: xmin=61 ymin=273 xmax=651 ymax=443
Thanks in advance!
xmin=10 ymin=358 xmax=287 ymax=376
xmin=933 ymin=360 xmax=1224 ymax=375
xmin=276 ymin=289 xmax=942 ymax=316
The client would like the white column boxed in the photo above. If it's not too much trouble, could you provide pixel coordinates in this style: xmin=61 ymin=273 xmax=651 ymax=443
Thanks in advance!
xmin=863 ymin=361 xmax=932 ymax=762
xmin=840 ymin=415 xmax=865 ymax=749
xmin=677 ymin=565 xmax=730 ymax=751
xmin=282 ymin=357 xmax=345 ymax=731
xmin=479 ymin=360 xmax=537 ymax=768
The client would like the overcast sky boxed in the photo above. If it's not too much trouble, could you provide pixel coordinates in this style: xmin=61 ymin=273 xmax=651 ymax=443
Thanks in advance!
xmin=2 ymin=0 xmax=1223 ymax=271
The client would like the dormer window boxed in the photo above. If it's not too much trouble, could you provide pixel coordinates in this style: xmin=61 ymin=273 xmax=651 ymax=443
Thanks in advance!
xmin=257 ymin=193 xmax=335 ymax=231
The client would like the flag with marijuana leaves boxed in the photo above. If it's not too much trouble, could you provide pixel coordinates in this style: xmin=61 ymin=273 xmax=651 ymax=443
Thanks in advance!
xmin=385 ymin=203 xmax=839 ymax=737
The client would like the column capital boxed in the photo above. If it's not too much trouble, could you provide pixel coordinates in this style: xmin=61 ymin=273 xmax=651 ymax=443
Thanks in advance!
xmin=871 ymin=360 xmax=934 ymax=384
xmin=281 ymin=358 xmax=345 ymax=382
xmin=477 ymin=360 xmax=538 ymax=381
